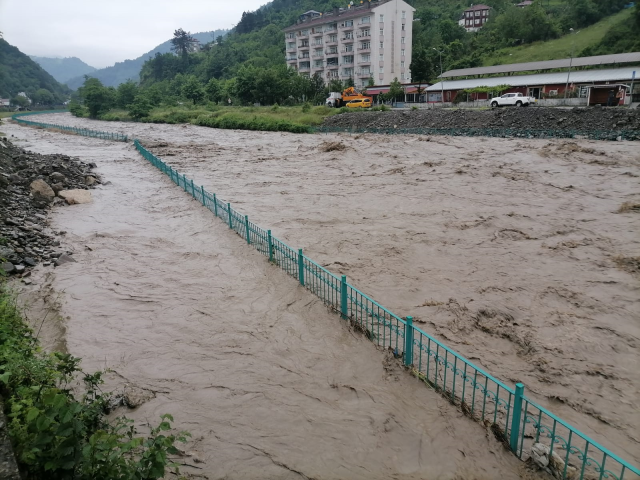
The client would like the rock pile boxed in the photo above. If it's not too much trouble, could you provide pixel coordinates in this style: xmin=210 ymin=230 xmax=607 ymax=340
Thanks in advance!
xmin=323 ymin=107 xmax=640 ymax=139
xmin=0 ymin=137 xmax=99 ymax=278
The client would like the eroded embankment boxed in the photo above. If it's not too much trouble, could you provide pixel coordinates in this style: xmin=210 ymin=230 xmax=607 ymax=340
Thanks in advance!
xmin=1 ymin=119 xmax=541 ymax=479
xmin=322 ymin=107 xmax=640 ymax=139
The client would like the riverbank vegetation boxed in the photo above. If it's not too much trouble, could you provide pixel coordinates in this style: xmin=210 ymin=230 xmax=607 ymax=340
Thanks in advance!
xmin=0 ymin=277 xmax=188 ymax=479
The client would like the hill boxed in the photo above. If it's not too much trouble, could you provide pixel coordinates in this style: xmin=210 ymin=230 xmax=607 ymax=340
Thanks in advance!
xmin=483 ymin=8 xmax=636 ymax=66
xmin=65 ymin=30 xmax=228 ymax=90
xmin=30 ymin=56 xmax=97 ymax=83
xmin=0 ymin=38 xmax=69 ymax=102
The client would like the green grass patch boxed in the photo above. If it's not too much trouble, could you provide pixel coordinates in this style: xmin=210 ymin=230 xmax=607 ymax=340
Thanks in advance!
xmin=0 ymin=279 xmax=189 ymax=478
xmin=484 ymin=8 xmax=633 ymax=65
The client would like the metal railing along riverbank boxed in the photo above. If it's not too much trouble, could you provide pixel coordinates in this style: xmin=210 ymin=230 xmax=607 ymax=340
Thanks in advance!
xmin=11 ymin=111 xmax=128 ymax=142
xmin=133 ymin=139 xmax=639 ymax=480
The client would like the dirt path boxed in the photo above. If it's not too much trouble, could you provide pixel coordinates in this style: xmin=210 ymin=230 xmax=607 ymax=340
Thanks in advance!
xmin=2 ymin=119 xmax=542 ymax=479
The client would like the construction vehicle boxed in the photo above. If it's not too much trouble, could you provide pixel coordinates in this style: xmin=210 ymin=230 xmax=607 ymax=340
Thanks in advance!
xmin=326 ymin=87 xmax=373 ymax=108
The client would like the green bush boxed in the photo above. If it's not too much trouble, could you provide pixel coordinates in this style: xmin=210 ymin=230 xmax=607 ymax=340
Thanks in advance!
xmin=0 ymin=281 xmax=189 ymax=479
xmin=193 ymin=112 xmax=310 ymax=133
xmin=301 ymin=102 xmax=311 ymax=113
xmin=371 ymin=105 xmax=390 ymax=112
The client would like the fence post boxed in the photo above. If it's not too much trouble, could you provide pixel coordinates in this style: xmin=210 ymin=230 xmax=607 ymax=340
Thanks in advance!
xmin=213 ymin=194 xmax=218 ymax=216
xmin=404 ymin=316 xmax=414 ymax=367
xmin=200 ymin=186 xmax=206 ymax=206
xmin=190 ymin=179 xmax=195 ymax=197
xmin=268 ymin=230 xmax=273 ymax=262
xmin=298 ymin=249 xmax=304 ymax=286
xmin=340 ymin=275 xmax=348 ymax=319
xmin=244 ymin=215 xmax=251 ymax=244
xmin=227 ymin=203 xmax=233 ymax=229
xmin=183 ymin=174 xmax=188 ymax=192
xmin=509 ymin=383 xmax=525 ymax=453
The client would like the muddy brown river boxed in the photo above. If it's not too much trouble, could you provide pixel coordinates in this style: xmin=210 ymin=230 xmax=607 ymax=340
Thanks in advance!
xmin=4 ymin=114 xmax=639 ymax=478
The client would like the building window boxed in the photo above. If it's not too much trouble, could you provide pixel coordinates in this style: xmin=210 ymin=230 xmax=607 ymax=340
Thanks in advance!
xmin=401 ymin=36 xmax=405 ymax=44
xmin=379 ymin=53 xmax=384 ymax=60
xmin=361 ymin=54 xmax=371 ymax=62
xmin=402 ymin=11 xmax=406 ymax=19
xmin=361 ymin=16 xmax=370 ymax=23
xmin=401 ymin=73 xmax=405 ymax=80
xmin=380 ymin=28 xmax=384 ymax=35
xmin=401 ymin=61 xmax=405 ymax=68
xmin=475 ymin=11 xmax=480 ymax=16
xmin=379 ymin=66 xmax=384 ymax=73
xmin=402 ymin=24 xmax=405 ymax=30
xmin=401 ymin=49 xmax=405 ymax=56
xmin=380 ymin=14 xmax=384 ymax=22
xmin=466 ymin=11 xmax=471 ymax=17
xmin=475 ymin=18 xmax=480 ymax=24
xmin=380 ymin=41 xmax=384 ymax=49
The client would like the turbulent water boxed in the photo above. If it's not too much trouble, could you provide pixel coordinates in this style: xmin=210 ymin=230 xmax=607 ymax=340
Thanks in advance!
xmin=2 ymin=118 xmax=551 ymax=479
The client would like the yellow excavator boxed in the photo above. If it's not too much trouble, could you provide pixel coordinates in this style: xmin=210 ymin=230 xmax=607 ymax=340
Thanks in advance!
xmin=326 ymin=87 xmax=373 ymax=108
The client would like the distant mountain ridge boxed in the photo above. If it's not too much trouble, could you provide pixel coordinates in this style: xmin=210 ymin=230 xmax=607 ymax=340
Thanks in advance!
xmin=0 ymin=39 xmax=69 ymax=101
xmin=30 ymin=56 xmax=97 ymax=83
xmin=65 ymin=30 xmax=228 ymax=90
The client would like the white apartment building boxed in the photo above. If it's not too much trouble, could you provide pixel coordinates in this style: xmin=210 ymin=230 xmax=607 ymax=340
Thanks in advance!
xmin=284 ymin=0 xmax=414 ymax=87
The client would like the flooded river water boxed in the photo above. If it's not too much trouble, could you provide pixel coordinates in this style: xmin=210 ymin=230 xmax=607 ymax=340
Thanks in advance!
xmin=2 ymin=117 xmax=551 ymax=479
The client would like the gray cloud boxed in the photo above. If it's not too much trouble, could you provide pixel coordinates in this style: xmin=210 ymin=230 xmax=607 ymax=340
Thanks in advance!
xmin=0 ymin=0 xmax=265 ymax=68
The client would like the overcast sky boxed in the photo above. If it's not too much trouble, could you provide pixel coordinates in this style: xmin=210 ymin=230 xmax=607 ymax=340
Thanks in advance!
xmin=0 ymin=0 xmax=266 ymax=68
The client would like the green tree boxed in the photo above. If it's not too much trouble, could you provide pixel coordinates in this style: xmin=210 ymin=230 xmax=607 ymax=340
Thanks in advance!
xmin=235 ymin=65 xmax=258 ymax=104
xmin=205 ymin=77 xmax=221 ymax=103
xmin=128 ymin=95 xmax=153 ymax=119
xmin=345 ymin=76 xmax=355 ymax=88
xmin=116 ymin=80 xmax=138 ymax=108
xmin=10 ymin=95 xmax=29 ymax=108
xmin=385 ymin=77 xmax=404 ymax=103
xmin=171 ymin=28 xmax=199 ymax=57
xmin=79 ymin=77 xmax=114 ymax=118
xmin=410 ymin=48 xmax=432 ymax=101
xmin=181 ymin=75 xmax=205 ymax=104
xmin=32 ymin=88 xmax=54 ymax=105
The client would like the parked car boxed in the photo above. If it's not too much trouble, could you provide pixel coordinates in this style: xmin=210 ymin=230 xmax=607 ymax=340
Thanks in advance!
xmin=490 ymin=92 xmax=536 ymax=107
xmin=346 ymin=98 xmax=372 ymax=108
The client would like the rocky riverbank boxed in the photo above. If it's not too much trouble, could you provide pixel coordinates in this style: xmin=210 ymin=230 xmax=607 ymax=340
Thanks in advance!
xmin=323 ymin=106 xmax=640 ymax=138
xmin=0 ymin=137 xmax=100 ymax=279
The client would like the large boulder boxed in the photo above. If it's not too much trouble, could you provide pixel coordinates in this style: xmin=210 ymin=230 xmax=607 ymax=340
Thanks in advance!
xmin=58 ymin=189 xmax=92 ymax=205
xmin=30 ymin=179 xmax=55 ymax=208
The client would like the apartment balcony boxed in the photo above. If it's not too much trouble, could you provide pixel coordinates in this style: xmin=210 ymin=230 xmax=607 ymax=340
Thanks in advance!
xmin=311 ymin=41 xmax=323 ymax=47
xmin=341 ymin=37 xmax=355 ymax=43
xmin=357 ymin=33 xmax=371 ymax=39
xmin=358 ymin=46 xmax=371 ymax=53
xmin=325 ymin=38 xmax=338 ymax=45
xmin=311 ymin=29 xmax=324 ymax=36
xmin=325 ymin=49 xmax=338 ymax=55
xmin=341 ymin=47 xmax=355 ymax=53
xmin=297 ymin=32 xmax=309 ymax=39
xmin=298 ymin=54 xmax=311 ymax=60
xmin=299 ymin=64 xmax=311 ymax=71
xmin=358 ymin=59 xmax=372 ymax=65
xmin=312 ymin=66 xmax=324 ymax=72
xmin=326 ymin=64 xmax=339 ymax=69
xmin=357 ymin=71 xmax=372 ymax=78
xmin=324 ymin=27 xmax=337 ymax=33
xmin=358 ymin=21 xmax=371 ymax=26
xmin=326 ymin=72 xmax=339 ymax=79
xmin=340 ymin=62 xmax=354 ymax=67
xmin=339 ymin=23 xmax=354 ymax=30
xmin=286 ymin=57 xmax=297 ymax=62
xmin=298 ymin=43 xmax=310 ymax=49
xmin=313 ymin=52 xmax=324 ymax=58
xmin=286 ymin=47 xmax=297 ymax=53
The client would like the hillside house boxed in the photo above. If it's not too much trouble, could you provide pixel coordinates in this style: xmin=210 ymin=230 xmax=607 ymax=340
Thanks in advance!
xmin=462 ymin=4 xmax=490 ymax=32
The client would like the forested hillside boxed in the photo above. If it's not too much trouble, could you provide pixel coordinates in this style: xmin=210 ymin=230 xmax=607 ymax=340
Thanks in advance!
xmin=65 ymin=30 xmax=228 ymax=90
xmin=136 ymin=0 xmax=639 ymax=95
xmin=0 ymin=39 xmax=69 ymax=103
xmin=30 ymin=56 xmax=97 ymax=83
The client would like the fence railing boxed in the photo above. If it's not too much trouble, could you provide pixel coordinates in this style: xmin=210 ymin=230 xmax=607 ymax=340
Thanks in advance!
xmin=133 ymin=139 xmax=639 ymax=480
xmin=314 ymin=125 xmax=640 ymax=141
xmin=11 ymin=111 xmax=128 ymax=142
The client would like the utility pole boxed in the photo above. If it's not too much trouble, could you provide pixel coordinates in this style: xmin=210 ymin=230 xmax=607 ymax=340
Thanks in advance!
xmin=433 ymin=47 xmax=444 ymax=105
xmin=564 ymin=28 xmax=576 ymax=100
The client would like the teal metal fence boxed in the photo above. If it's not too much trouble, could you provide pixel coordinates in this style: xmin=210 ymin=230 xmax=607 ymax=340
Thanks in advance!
xmin=11 ymin=111 xmax=128 ymax=142
xmin=314 ymin=125 xmax=640 ymax=141
xmin=133 ymin=139 xmax=639 ymax=480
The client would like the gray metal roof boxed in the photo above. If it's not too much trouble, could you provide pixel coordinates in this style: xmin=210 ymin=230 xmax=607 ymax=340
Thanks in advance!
xmin=440 ymin=52 xmax=640 ymax=78
xmin=426 ymin=67 xmax=638 ymax=91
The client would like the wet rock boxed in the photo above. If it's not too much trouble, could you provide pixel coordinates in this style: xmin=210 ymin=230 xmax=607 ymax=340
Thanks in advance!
xmin=59 ymin=189 xmax=92 ymax=205
xmin=14 ymin=265 xmax=25 ymax=274
xmin=85 ymin=176 xmax=97 ymax=186
xmin=49 ymin=171 xmax=66 ymax=183
xmin=8 ymin=174 xmax=23 ymax=185
xmin=23 ymin=257 xmax=37 ymax=267
xmin=0 ymin=246 xmax=15 ymax=259
xmin=30 ymin=179 xmax=55 ymax=207
xmin=54 ymin=253 xmax=77 ymax=267
xmin=123 ymin=385 xmax=155 ymax=408
xmin=1 ymin=262 xmax=15 ymax=274
xmin=530 ymin=443 xmax=578 ymax=479
xmin=50 ymin=182 xmax=64 ymax=194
